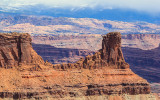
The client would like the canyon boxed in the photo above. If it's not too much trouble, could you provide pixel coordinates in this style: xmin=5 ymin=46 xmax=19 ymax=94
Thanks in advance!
xmin=32 ymin=33 xmax=160 ymax=98
xmin=32 ymin=43 xmax=94 ymax=64
xmin=0 ymin=32 xmax=157 ymax=99
xmin=32 ymin=42 xmax=160 ymax=83
xmin=32 ymin=34 xmax=160 ymax=51
xmin=1 ymin=14 xmax=160 ymax=51
xmin=122 ymin=46 xmax=160 ymax=83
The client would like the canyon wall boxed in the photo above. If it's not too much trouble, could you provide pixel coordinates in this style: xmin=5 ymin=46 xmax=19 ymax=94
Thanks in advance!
xmin=32 ymin=34 xmax=160 ymax=51
xmin=122 ymin=34 xmax=160 ymax=50
xmin=122 ymin=46 xmax=160 ymax=83
xmin=32 ymin=40 xmax=160 ymax=83
xmin=32 ymin=43 xmax=94 ymax=64
xmin=0 ymin=33 xmax=45 ymax=69
xmin=0 ymin=32 xmax=154 ymax=99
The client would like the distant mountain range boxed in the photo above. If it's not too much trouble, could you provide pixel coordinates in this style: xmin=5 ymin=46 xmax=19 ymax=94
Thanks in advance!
xmin=0 ymin=13 xmax=160 ymax=35
xmin=0 ymin=4 xmax=160 ymax=24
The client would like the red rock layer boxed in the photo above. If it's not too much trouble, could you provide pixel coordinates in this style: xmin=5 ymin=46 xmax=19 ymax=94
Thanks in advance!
xmin=0 ymin=33 xmax=44 ymax=68
xmin=0 ymin=32 xmax=151 ymax=99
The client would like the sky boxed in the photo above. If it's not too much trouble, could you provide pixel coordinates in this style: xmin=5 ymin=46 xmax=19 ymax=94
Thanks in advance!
xmin=0 ymin=0 xmax=160 ymax=14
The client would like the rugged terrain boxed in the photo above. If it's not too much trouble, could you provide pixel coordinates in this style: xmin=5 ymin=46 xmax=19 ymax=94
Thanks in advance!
xmin=1 ymin=14 xmax=160 ymax=50
xmin=0 ymin=15 xmax=160 ymax=35
xmin=0 ymin=32 xmax=157 ymax=100
xmin=122 ymin=46 xmax=160 ymax=83
xmin=32 ymin=34 xmax=160 ymax=51
xmin=0 ymin=33 xmax=45 ymax=68
xmin=32 ymin=40 xmax=160 ymax=83
xmin=32 ymin=43 xmax=94 ymax=64
xmin=32 ymin=33 xmax=160 ymax=98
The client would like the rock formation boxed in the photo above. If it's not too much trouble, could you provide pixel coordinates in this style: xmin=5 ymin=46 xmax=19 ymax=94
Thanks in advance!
xmin=0 ymin=32 xmax=154 ymax=100
xmin=0 ymin=32 xmax=44 ymax=68
xmin=32 ymin=34 xmax=160 ymax=83
xmin=53 ymin=32 xmax=129 ymax=69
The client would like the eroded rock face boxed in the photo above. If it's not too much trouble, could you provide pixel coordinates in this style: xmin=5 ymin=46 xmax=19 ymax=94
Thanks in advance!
xmin=101 ymin=32 xmax=129 ymax=68
xmin=0 ymin=33 xmax=44 ymax=68
xmin=0 ymin=32 xmax=152 ymax=99
xmin=53 ymin=32 xmax=129 ymax=69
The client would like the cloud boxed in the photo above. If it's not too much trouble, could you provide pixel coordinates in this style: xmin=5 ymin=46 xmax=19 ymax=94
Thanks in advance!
xmin=0 ymin=0 xmax=160 ymax=13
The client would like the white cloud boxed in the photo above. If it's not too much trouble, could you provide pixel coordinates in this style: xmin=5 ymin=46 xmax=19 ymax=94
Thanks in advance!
xmin=0 ymin=0 xmax=160 ymax=13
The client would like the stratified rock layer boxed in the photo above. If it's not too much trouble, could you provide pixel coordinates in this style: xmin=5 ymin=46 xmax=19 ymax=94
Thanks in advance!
xmin=0 ymin=32 xmax=151 ymax=99
xmin=0 ymin=33 xmax=44 ymax=68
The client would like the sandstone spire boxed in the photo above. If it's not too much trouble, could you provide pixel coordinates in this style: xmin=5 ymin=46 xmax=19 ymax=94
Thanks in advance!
xmin=53 ymin=32 xmax=129 ymax=69
xmin=101 ymin=32 xmax=129 ymax=69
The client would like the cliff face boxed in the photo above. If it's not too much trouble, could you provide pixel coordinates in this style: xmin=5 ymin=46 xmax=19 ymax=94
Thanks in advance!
xmin=51 ymin=32 xmax=150 ymax=97
xmin=0 ymin=33 xmax=44 ymax=68
xmin=122 ymin=34 xmax=160 ymax=50
xmin=101 ymin=32 xmax=129 ymax=69
xmin=32 ymin=34 xmax=102 ymax=51
xmin=32 ymin=34 xmax=160 ymax=83
xmin=0 ymin=32 xmax=152 ymax=99
xmin=32 ymin=34 xmax=160 ymax=51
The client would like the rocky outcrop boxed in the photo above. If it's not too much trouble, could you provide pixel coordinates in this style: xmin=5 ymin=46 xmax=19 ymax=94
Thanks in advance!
xmin=33 ymin=34 xmax=160 ymax=83
xmin=0 ymin=32 xmax=45 ymax=68
xmin=101 ymin=32 xmax=129 ymax=69
xmin=53 ymin=32 xmax=129 ymax=69
xmin=0 ymin=32 xmax=152 ymax=99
